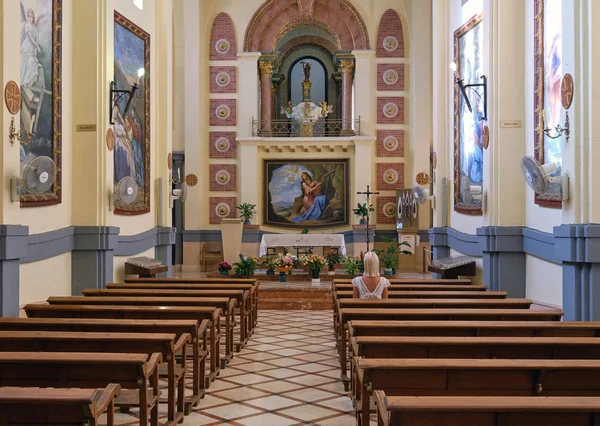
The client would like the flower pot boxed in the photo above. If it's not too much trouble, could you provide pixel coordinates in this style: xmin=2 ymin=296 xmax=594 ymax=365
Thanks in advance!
xmin=279 ymin=272 xmax=287 ymax=283
xmin=266 ymin=269 xmax=275 ymax=276
xmin=391 ymin=268 xmax=397 ymax=275
xmin=219 ymin=270 xmax=229 ymax=276
xmin=328 ymin=268 xmax=336 ymax=276
xmin=243 ymin=220 xmax=251 ymax=225
xmin=359 ymin=218 xmax=366 ymax=225
xmin=310 ymin=269 xmax=321 ymax=279
xmin=311 ymin=278 xmax=320 ymax=285
xmin=383 ymin=268 xmax=393 ymax=276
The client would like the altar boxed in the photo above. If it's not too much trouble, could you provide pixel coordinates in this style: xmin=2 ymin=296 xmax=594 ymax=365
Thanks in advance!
xmin=259 ymin=234 xmax=346 ymax=257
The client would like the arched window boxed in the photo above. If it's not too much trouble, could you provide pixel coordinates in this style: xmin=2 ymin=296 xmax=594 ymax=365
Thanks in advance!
xmin=289 ymin=58 xmax=327 ymax=105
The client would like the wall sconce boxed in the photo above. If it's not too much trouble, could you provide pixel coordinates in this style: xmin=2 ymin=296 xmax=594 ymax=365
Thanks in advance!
xmin=542 ymin=109 xmax=570 ymax=144
xmin=8 ymin=115 xmax=34 ymax=146
xmin=450 ymin=62 xmax=488 ymax=121
xmin=109 ymin=68 xmax=144 ymax=125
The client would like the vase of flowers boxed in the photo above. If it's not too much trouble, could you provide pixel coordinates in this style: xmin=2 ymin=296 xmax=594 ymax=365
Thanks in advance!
xmin=273 ymin=254 xmax=294 ymax=283
xmin=301 ymin=254 xmax=326 ymax=285
xmin=233 ymin=254 xmax=259 ymax=278
xmin=218 ymin=261 xmax=232 ymax=276
xmin=325 ymin=249 xmax=341 ymax=275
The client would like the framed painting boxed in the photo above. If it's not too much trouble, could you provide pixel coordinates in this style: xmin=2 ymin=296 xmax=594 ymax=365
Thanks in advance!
xmin=534 ymin=0 xmax=562 ymax=207
xmin=453 ymin=13 xmax=484 ymax=215
xmin=263 ymin=159 xmax=349 ymax=228
xmin=113 ymin=12 xmax=150 ymax=215
xmin=19 ymin=0 xmax=62 ymax=207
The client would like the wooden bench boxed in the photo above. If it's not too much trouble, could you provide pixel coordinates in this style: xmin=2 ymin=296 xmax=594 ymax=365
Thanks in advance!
xmin=337 ymin=308 xmax=563 ymax=389
xmin=356 ymin=358 xmax=600 ymax=426
xmin=109 ymin=282 xmax=257 ymax=336
xmin=336 ymin=290 xmax=507 ymax=299
xmin=333 ymin=278 xmax=473 ymax=286
xmin=374 ymin=393 xmax=600 ymax=426
xmin=0 ymin=384 xmax=121 ymax=426
xmin=0 ymin=331 xmax=186 ymax=426
xmin=23 ymin=304 xmax=222 ymax=386
xmin=47 ymin=295 xmax=236 ymax=368
xmin=334 ymin=283 xmax=488 ymax=292
xmin=83 ymin=288 xmax=250 ymax=350
xmin=0 ymin=317 xmax=208 ymax=411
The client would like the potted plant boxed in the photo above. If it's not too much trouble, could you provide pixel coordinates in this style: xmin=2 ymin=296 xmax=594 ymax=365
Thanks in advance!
xmin=236 ymin=203 xmax=258 ymax=225
xmin=325 ymin=249 xmax=341 ymax=275
xmin=342 ymin=255 xmax=360 ymax=277
xmin=352 ymin=202 xmax=374 ymax=225
xmin=273 ymin=253 xmax=294 ymax=282
xmin=301 ymin=254 xmax=326 ymax=284
xmin=262 ymin=256 xmax=276 ymax=275
xmin=217 ymin=261 xmax=232 ymax=276
xmin=380 ymin=237 xmax=412 ymax=275
xmin=233 ymin=254 xmax=259 ymax=278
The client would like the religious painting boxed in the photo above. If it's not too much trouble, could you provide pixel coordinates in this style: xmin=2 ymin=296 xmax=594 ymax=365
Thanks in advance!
xmin=113 ymin=12 xmax=150 ymax=215
xmin=453 ymin=13 xmax=484 ymax=215
xmin=534 ymin=0 xmax=563 ymax=207
xmin=263 ymin=160 xmax=349 ymax=229
xmin=19 ymin=0 xmax=62 ymax=206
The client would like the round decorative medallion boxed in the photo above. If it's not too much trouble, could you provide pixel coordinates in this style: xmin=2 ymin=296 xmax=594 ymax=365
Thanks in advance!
xmin=215 ymin=169 xmax=231 ymax=185
xmin=432 ymin=151 xmax=437 ymax=169
xmin=215 ymin=202 xmax=231 ymax=218
xmin=383 ymin=168 xmax=399 ymax=185
xmin=383 ymin=36 xmax=399 ymax=52
xmin=215 ymin=137 xmax=231 ymax=153
xmin=106 ymin=128 xmax=115 ymax=151
xmin=215 ymin=38 xmax=231 ymax=55
xmin=167 ymin=152 xmax=172 ymax=170
xmin=561 ymin=73 xmax=574 ymax=110
xmin=383 ymin=69 xmax=399 ymax=85
xmin=383 ymin=136 xmax=399 ymax=152
xmin=4 ymin=81 xmax=20 ymax=115
xmin=383 ymin=202 xmax=397 ymax=218
xmin=482 ymin=126 xmax=490 ymax=150
xmin=185 ymin=174 xmax=198 ymax=187
xmin=416 ymin=172 xmax=431 ymax=186
xmin=215 ymin=104 xmax=231 ymax=120
xmin=215 ymin=71 xmax=231 ymax=88
xmin=382 ymin=102 xmax=398 ymax=119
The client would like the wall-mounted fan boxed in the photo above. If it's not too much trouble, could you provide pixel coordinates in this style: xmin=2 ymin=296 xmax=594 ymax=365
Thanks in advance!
xmin=521 ymin=156 xmax=569 ymax=201
xmin=10 ymin=156 xmax=56 ymax=202
xmin=109 ymin=176 xmax=138 ymax=211
xmin=460 ymin=175 xmax=487 ymax=211
xmin=170 ymin=182 xmax=188 ymax=208
xmin=412 ymin=186 xmax=435 ymax=209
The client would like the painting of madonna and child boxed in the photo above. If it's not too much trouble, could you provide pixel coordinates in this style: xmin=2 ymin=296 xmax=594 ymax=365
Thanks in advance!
xmin=264 ymin=160 xmax=349 ymax=228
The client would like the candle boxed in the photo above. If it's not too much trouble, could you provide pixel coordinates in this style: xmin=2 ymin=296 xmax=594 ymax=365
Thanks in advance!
xmin=29 ymin=114 xmax=35 ymax=134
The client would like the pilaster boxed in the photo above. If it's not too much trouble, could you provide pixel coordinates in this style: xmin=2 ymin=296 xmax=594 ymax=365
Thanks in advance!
xmin=71 ymin=226 xmax=119 ymax=295
xmin=0 ymin=226 xmax=29 ymax=317
xmin=155 ymin=227 xmax=176 ymax=278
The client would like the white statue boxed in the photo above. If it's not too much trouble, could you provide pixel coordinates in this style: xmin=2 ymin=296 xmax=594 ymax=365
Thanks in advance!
xmin=281 ymin=101 xmax=333 ymax=123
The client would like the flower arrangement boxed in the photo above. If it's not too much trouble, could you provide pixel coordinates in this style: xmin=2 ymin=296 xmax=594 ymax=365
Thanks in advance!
xmin=218 ymin=261 xmax=232 ymax=273
xmin=301 ymin=254 xmax=326 ymax=272
xmin=273 ymin=254 xmax=294 ymax=272
xmin=342 ymin=255 xmax=361 ymax=277
xmin=325 ymin=249 xmax=341 ymax=270
xmin=233 ymin=254 xmax=259 ymax=278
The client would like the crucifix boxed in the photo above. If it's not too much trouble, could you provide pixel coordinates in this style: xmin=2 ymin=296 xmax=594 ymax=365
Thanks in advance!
xmin=357 ymin=185 xmax=379 ymax=252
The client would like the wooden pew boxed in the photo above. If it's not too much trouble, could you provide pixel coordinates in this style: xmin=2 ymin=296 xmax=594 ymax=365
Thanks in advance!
xmin=83 ymin=288 xmax=250 ymax=350
xmin=0 ymin=318 xmax=208 ymax=411
xmin=0 ymin=384 xmax=121 ymax=426
xmin=0 ymin=331 xmax=185 ymax=426
xmin=24 ymin=303 xmax=222 ymax=385
xmin=356 ymin=358 xmax=600 ymax=426
xmin=47 ymin=295 xmax=236 ymax=367
xmin=332 ymin=278 xmax=473 ymax=286
xmin=108 ymin=282 xmax=257 ymax=338
xmin=336 ymin=290 xmax=507 ymax=299
xmin=334 ymin=283 xmax=488 ymax=292
xmin=374 ymin=392 xmax=600 ymax=426
xmin=337 ymin=308 xmax=563 ymax=389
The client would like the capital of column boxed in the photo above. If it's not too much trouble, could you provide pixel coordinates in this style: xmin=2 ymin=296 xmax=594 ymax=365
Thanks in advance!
xmin=258 ymin=61 xmax=274 ymax=75
xmin=339 ymin=59 xmax=355 ymax=73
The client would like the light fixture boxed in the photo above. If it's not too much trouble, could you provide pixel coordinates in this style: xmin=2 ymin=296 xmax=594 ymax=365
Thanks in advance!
xmin=109 ymin=68 xmax=145 ymax=125
xmin=542 ymin=108 xmax=570 ymax=144
xmin=450 ymin=62 xmax=488 ymax=121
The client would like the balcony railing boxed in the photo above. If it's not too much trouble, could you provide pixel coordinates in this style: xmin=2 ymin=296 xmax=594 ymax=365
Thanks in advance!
xmin=252 ymin=118 xmax=361 ymax=137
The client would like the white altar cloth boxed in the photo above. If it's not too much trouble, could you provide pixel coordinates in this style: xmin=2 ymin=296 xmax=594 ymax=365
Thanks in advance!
xmin=259 ymin=234 xmax=346 ymax=257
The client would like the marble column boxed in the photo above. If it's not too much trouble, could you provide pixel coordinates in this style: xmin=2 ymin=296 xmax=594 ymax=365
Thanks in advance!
xmin=258 ymin=61 xmax=274 ymax=136
xmin=340 ymin=59 xmax=355 ymax=136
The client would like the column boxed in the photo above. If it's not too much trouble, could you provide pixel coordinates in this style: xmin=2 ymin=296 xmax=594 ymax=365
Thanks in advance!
xmin=0 ymin=226 xmax=28 ymax=317
xmin=155 ymin=227 xmax=177 ymax=278
xmin=238 ymin=140 xmax=259 ymax=206
xmin=258 ymin=61 xmax=273 ymax=136
xmin=352 ymin=50 xmax=375 ymax=136
xmin=340 ymin=59 xmax=355 ymax=136
xmin=71 ymin=226 xmax=119 ymax=295
xmin=237 ymin=52 xmax=261 ymax=138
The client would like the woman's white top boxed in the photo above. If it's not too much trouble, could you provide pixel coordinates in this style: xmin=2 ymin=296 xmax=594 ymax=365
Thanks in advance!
xmin=351 ymin=276 xmax=391 ymax=299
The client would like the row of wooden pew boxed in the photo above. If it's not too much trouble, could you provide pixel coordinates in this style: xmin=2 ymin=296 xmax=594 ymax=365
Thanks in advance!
xmin=331 ymin=278 xmax=600 ymax=426
xmin=0 ymin=277 xmax=260 ymax=426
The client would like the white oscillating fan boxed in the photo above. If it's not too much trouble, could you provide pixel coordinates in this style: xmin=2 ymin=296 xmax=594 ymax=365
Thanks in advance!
xmin=459 ymin=176 xmax=487 ymax=211
xmin=521 ymin=156 xmax=569 ymax=200
xmin=109 ymin=176 xmax=138 ymax=211
xmin=11 ymin=156 xmax=57 ymax=201
xmin=412 ymin=186 xmax=435 ymax=209
xmin=170 ymin=182 xmax=188 ymax=208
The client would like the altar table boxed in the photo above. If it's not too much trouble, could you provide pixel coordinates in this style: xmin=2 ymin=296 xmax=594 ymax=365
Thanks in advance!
xmin=259 ymin=234 xmax=347 ymax=257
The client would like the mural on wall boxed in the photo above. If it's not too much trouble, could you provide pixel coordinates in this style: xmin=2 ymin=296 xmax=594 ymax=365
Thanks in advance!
xmin=453 ymin=13 xmax=484 ymax=215
xmin=263 ymin=160 xmax=348 ymax=229
xmin=19 ymin=0 xmax=62 ymax=206
xmin=113 ymin=12 xmax=150 ymax=215
xmin=534 ymin=0 xmax=563 ymax=206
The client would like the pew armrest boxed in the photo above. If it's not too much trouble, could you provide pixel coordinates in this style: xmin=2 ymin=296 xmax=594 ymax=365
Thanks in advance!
xmin=174 ymin=333 xmax=192 ymax=354
xmin=145 ymin=352 xmax=163 ymax=378
xmin=198 ymin=319 xmax=209 ymax=351
xmin=374 ymin=390 xmax=390 ymax=426
xmin=93 ymin=383 xmax=121 ymax=417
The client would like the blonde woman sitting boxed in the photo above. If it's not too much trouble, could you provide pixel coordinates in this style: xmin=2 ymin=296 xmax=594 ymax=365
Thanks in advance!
xmin=351 ymin=251 xmax=390 ymax=299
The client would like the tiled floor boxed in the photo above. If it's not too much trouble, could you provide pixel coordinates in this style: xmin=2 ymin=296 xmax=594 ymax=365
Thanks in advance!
xmin=103 ymin=310 xmax=360 ymax=425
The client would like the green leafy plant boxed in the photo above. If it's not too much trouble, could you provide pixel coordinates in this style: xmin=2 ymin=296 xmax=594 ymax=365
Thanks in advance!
xmin=233 ymin=254 xmax=259 ymax=277
xmin=262 ymin=256 xmax=276 ymax=271
xmin=301 ymin=228 xmax=309 ymax=234
xmin=236 ymin=203 xmax=258 ymax=223
xmin=379 ymin=237 xmax=412 ymax=270
xmin=342 ymin=255 xmax=360 ymax=277
xmin=352 ymin=203 xmax=374 ymax=223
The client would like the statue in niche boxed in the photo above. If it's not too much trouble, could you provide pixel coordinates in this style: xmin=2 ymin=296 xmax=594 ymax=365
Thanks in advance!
xmin=300 ymin=60 xmax=311 ymax=82
xmin=319 ymin=101 xmax=333 ymax=118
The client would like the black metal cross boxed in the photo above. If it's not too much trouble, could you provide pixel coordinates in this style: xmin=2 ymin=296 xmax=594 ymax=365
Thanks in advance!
xmin=357 ymin=185 xmax=379 ymax=252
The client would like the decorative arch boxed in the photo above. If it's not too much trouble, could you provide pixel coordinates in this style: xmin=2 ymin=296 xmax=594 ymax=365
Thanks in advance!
xmin=376 ymin=9 xmax=405 ymax=58
xmin=244 ymin=0 xmax=370 ymax=52
xmin=209 ymin=13 xmax=237 ymax=60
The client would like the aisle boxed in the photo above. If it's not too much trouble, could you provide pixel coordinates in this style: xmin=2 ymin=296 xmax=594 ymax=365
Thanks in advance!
xmin=186 ymin=309 xmax=355 ymax=425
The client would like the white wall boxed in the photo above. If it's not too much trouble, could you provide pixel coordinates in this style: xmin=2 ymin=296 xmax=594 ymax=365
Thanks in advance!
xmin=19 ymin=253 xmax=71 ymax=305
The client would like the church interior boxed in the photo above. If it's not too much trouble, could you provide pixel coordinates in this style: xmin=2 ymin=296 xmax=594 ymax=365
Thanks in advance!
xmin=1 ymin=0 xmax=600 ymax=424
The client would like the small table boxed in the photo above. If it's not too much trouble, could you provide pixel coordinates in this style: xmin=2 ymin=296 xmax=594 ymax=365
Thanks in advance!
xmin=259 ymin=234 xmax=346 ymax=257
xmin=125 ymin=261 xmax=168 ymax=278
xmin=428 ymin=255 xmax=476 ymax=279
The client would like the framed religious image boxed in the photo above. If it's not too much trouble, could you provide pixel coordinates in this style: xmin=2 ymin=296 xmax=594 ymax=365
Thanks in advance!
xmin=113 ymin=12 xmax=150 ymax=215
xmin=534 ymin=0 xmax=563 ymax=207
xmin=19 ymin=0 xmax=62 ymax=207
xmin=263 ymin=159 xmax=349 ymax=229
xmin=453 ymin=13 xmax=484 ymax=215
